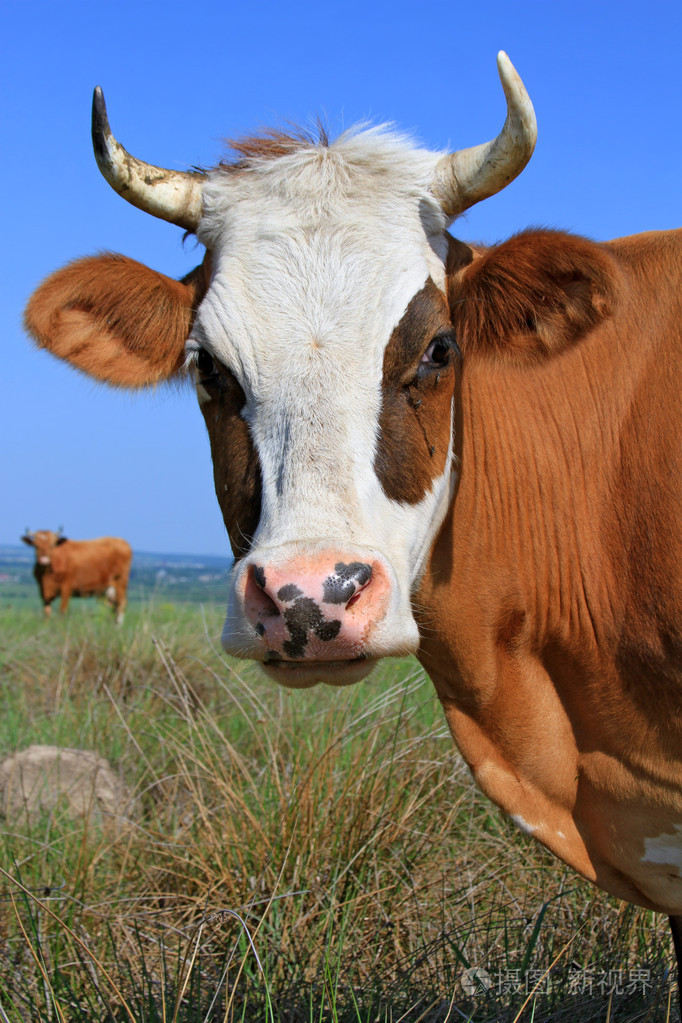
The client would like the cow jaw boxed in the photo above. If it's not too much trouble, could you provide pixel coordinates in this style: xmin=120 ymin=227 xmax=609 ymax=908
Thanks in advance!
xmin=191 ymin=129 xmax=459 ymax=684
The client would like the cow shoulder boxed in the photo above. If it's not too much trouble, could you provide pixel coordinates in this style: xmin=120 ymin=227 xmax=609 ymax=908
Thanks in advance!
xmin=24 ymin=254 xmax=209 ymax=387
xmin=448 ymin=229 xmax=617 ymax=363
xmin=50 ymin=540 xmax=72 ymax=571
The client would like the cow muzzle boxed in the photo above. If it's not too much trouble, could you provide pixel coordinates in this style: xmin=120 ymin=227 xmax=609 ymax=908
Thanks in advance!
xmin=223 ymin=546 xmax=418 ymax=688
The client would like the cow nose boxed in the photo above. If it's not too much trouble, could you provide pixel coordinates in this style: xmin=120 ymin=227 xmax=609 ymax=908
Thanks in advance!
xmin=241 ymin=556 xmax=387 ymax=661
xmin=253 ymin=561 xmax=372 ymax=612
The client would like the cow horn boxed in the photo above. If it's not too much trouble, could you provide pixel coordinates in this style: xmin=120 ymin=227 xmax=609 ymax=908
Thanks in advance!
xmin=431 ymin=52 xmax=537 ymax=219
xmin=91 ymin=87 xmax=205 ymax=232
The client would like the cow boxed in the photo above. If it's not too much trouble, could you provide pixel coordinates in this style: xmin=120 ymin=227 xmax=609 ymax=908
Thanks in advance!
xmin=21 ymin=530 xmax=132 ymax=622
xmin=23 ymin=53 xmax=682 ymax=993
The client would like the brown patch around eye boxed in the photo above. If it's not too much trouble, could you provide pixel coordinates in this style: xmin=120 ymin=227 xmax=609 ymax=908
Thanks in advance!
xmin=375 ymin=279 xmax=457 ymax=504
xmin=199 ymin=370 xmax=262 ymax=558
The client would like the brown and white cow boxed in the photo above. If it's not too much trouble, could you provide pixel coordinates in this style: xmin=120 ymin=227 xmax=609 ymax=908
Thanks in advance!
xmin=21 ymin=530 xmax=132 ymax=622
xmin=24 ymin=53 xmax=682 ymax=984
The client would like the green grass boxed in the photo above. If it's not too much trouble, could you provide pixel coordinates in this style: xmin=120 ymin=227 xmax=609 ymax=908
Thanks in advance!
xmin=0 ymin=600 xmax=677 ymax=1021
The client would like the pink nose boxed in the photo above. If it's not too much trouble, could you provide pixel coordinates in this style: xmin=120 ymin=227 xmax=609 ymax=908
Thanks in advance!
xmin=241 ymin=555 xmax=390 ymax=661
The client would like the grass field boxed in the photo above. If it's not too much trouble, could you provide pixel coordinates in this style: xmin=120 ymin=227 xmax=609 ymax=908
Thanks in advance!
xmin=0 ymin=569 xmax=678 ymax=1021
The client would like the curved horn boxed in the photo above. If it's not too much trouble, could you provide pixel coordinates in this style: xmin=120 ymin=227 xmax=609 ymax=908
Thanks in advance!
xmin=431 ymin=52 xmax=537 ymax=219
xmin=91 ymin=87 xmax=205 ymax=232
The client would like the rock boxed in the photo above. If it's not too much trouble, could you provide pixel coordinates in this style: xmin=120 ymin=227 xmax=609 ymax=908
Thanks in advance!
xmin=0 ymin=745 xmax=131 ymax=825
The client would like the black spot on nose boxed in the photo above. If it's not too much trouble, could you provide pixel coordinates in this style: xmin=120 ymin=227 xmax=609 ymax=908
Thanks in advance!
xmin=316 ymin=619 xmax=342 ymax=642
xmin=253 ymin=565 xmax=266 ymax=589
xmin=282 ymin=597 xmax=342 ymax=658
xmin=277 ymin=583 xmax=303 ymax=603
xmin=322 ymin=562 xmax=373 ymax=604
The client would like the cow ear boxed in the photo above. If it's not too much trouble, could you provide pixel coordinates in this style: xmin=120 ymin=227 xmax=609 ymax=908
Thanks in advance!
xmin=24 ymin=253 xmax=209 ymax=387
xmin=20 ymin=535 xmax=34 ymax=547
xmin=55 ymin=537 xmax=68 ymax=546
xmin=449 ymin=230 xmax=616 ymax=363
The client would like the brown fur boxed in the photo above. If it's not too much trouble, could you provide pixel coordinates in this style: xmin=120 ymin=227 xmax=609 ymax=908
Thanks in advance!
xmin=25 ymin=255 xmax=209 ymax=387
xmin=218 ymin=122 xmax=330 ymax=172
xmin=449 ymin=229 xmax=617 ymax=363
xmin=415 ymin=227 xmax=682 ymax=913
xmin=22 ymin=531 xmax=132 ymax=618
xmin=376 ymin=280 xmax=456 ymax=502
xmin=196 ymin=368 xmax=262 ymax=557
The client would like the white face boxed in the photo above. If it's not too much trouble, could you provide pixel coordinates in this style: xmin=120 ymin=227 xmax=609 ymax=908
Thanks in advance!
xmin=23 ymin=530 xmax=61 ymax=566
xmin=189 ymin=129 xmax=461 ymax=685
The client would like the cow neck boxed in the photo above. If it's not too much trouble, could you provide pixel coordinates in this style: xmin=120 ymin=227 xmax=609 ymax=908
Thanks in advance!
xmin=416 ymin=336 xmax=625 ymax=704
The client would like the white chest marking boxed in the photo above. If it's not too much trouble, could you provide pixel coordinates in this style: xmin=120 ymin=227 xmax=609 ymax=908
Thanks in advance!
xmin=510 ymin=813 xmax=537 ymax=836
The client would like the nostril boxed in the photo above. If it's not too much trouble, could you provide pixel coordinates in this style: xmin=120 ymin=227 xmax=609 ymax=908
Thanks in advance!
xmin=347 ymin=568 xmax=374 ymax=605
xmin=345 ymin=574 xmax=372 ymax=610
xmin=245 ymin=565 xmax=280 ymax=620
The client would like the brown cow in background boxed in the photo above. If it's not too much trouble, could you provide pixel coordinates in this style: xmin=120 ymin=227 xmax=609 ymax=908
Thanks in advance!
xmin=21 ymin=530 xmax=132 ymax=622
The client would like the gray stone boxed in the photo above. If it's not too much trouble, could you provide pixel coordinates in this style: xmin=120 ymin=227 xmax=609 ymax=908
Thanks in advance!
xmin=0 ymin=745 xmax=131 ymax=825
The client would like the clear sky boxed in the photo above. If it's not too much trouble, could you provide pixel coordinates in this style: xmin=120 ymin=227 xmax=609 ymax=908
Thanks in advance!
xmin=3 ymin=0 xmax=680 ymax=556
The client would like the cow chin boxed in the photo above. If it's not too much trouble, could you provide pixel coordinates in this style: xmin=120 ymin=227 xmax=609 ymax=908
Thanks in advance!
xmin=259 ymin=657 xmax=379 ymax=690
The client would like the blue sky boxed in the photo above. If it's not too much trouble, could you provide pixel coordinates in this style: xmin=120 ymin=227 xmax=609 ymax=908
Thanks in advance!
xmin=3 ymin=0 xmax=680 ymax=556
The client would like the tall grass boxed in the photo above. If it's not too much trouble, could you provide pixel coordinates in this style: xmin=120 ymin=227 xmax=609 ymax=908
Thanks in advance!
xmin=0 ymin=601 xmax=676 ymax=1021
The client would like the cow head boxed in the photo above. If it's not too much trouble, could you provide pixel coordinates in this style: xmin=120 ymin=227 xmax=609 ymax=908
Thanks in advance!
xmin=24 ymin=54 xmax=536 ymax=688
xmin=21 ymin=530 xmax=67 ymax=567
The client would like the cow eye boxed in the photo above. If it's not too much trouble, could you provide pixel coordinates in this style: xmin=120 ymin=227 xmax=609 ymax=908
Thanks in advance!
xmin=195 ymin=347 xmax=217 ymax=379
xmin=420 ymin=333 xmax=459 ymax=370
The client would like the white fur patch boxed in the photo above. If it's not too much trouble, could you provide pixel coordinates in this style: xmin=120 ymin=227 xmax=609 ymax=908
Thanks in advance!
xmin=511 ymin=814 xmax=537 ymax=836
xmin=643 ymin=824 xmax=682 ymax=873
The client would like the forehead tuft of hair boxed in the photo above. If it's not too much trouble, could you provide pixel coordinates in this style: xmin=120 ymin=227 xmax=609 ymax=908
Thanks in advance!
xmin=218 ymin=120 xmax=331 ymax=171
xmin=198 ymin=122 xmax=448 ymax=245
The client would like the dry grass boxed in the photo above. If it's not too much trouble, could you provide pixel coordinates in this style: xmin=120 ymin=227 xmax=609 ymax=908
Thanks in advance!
xmin=0 ymin=602 xmax=677 ymax=1021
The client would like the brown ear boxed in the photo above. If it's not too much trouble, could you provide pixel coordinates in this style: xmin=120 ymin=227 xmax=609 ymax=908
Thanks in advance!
xmin=20 ymin=535 xmax=34 ymax=547
xmin=449 ymin=229 xmax=616 ymax=363
xmin=24 ymin=253 xmax=209 ymax=387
